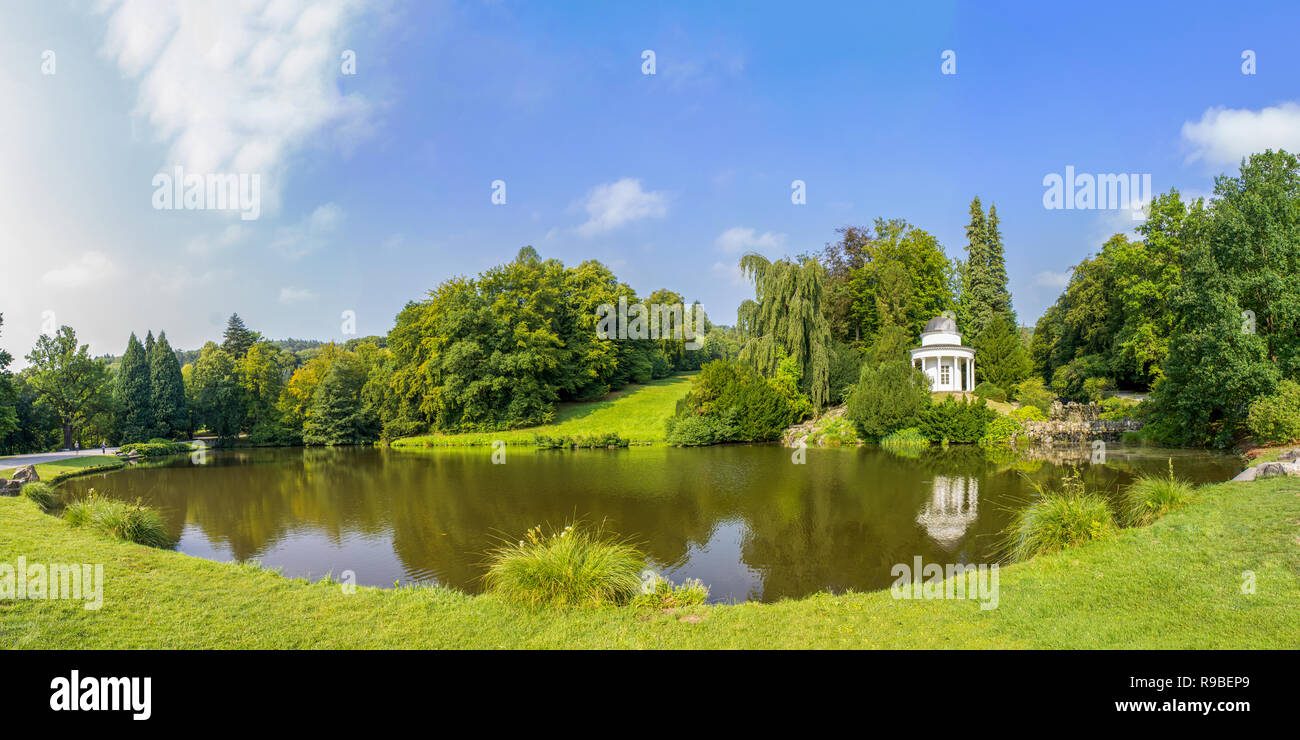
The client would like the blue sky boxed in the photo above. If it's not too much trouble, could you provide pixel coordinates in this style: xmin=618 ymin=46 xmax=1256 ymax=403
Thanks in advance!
xmin=3 ymin=0 xmax=1300 ymax=364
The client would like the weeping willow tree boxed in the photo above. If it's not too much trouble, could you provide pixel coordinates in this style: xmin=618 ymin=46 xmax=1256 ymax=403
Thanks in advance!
xmin=737 ymin=253 xmax=832 ymax=410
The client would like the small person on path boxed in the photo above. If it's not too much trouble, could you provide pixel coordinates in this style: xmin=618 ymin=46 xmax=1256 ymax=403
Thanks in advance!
xmin=101 ymin=440 xmax=107 ymax=454
xmin=74 ymin=440 xmax=80 ymax=455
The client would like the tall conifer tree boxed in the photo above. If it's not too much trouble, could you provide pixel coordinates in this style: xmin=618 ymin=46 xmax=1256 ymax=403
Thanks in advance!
xmin=116 ymin=333 xmax=153 ymax=443
xmin=149 ymin=331 xmax=189 ymax=438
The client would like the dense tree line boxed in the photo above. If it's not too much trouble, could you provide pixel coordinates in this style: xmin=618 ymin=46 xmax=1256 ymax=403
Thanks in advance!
xmin=13 ymin=155 xmax=1294 ymax=454
xmin=0 ymin=248 xmax=729 ymax=452
xmin=1028 ymin=150 xmax=1300 ymax=446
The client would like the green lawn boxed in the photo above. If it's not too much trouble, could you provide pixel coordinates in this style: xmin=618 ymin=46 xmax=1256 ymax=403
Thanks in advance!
xmin=392 ymin=374 xmax=694 ymax=447
xmin=0 ymin=456 xmax=124 ymax=482
xmin=2 ymin=473 xmax=1297 ymax=648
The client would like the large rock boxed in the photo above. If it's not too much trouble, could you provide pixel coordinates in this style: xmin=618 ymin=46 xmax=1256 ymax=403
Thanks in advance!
xmin=1255 ymin=461 xmax=1300 ymax=479
xmin=0 ymin=478 xmax=21 ymax=496
xmin=1277 ymin=448 xmax=1300 ymax=462
xmin=11 ymin=465 xmax=38 ymax=483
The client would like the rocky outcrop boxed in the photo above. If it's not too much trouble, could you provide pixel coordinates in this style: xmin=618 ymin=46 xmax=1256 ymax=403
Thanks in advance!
xmin=0 ymin=478 xmax=21 ymax=496
xmin=1231 ymin=458 xmax=1300 ymax=482
xmin=782 ymin=406 xmax=858 ymax=448
xmin=11 ymin=465 xmax=38 ymax=483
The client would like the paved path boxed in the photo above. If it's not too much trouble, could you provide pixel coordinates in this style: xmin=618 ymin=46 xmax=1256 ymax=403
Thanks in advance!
xmin=0 ymin=448 xmax=121 ymax=470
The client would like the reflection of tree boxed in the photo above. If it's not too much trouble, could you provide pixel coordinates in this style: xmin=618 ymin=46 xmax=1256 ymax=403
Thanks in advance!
xmin=51 ymin=443 xmax=1244 ymax=600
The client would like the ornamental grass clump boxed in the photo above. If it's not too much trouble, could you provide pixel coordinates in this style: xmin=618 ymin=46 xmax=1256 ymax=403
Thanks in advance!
xmin=63 ymin=490 xmax=175 ymax=549
xmin=1121 ymin=459 xmax=1195 ymax=527
xmin=1003 ymin=471 xmax=1116 ymax=562
xmin=484 ymin=522 xmax=645 ymax=608
xmin=21 ymin=482 xmax=60 ymax=512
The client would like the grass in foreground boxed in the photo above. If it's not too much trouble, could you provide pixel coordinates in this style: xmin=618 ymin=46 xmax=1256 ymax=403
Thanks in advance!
xmin=485 ymin=522 xmax=643 ymax=608
xmin=392 ymin=374 xmax=694 ymax=447
xmin=1121 ymin=462 xmax=1196 ymax=527
xmin=2 ymin=474 xmax=1298 ymax=648
xmin=62 ymin=492 xmax=174 ymax=549
xmin=1004 ymin=473 xmax=1118 ymax=562
xmin=0 ymin=455 xmax=124 ymax=482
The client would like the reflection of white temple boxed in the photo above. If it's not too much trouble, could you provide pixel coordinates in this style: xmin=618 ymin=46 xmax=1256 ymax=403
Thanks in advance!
xmin=916 ymin=476 xmax=979 ymax=550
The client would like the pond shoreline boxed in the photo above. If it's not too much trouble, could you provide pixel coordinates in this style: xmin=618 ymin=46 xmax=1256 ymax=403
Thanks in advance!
xmin=4 ymin=470 xmax=1296 ymax=648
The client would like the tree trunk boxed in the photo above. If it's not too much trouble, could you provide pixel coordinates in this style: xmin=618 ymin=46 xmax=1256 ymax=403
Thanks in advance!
xmin=62 ymin=424 xmax=74 ymax=450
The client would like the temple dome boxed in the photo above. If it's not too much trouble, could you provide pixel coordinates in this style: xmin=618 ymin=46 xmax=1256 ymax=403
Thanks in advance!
xmin=923 ymin=315 xmax=957 ymax=333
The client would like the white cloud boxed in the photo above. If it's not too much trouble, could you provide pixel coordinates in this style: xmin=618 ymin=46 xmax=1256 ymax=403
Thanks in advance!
xmin=99 ymin=0 xmax=370 ymax=211
xmin=41 ymin=252 xmax=123 ymax=288
xmin=185 ymin=223 xmax=247 ymax=256
xmin=714 ymin=227 xmax=786 ymax=254
xmin=278 ymin=286 xmax=317 ymax=304
xmin=1181 ymin=102 xmax=1300 ymax=167
xmin=1032 ymin=270 xmax=1073 ymax=289
xmin=575 ymin=178 xmax=668 ymax=236
xmin=270 ymin=203 xmax=344 ymax=259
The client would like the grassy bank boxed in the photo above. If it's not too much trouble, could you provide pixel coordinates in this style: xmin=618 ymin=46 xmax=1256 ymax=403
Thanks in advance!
xmin=2 ymin=474 xmax=1297 ymax=648
xmin=0 ymin=456 xmax=125 ymax=484
xmin=392 ymin=374 xmax=693 ymax=448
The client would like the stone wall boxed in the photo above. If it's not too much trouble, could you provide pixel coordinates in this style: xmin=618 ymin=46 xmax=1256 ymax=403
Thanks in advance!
xmin=1020 ymin=402 xmax=1141 ymax=447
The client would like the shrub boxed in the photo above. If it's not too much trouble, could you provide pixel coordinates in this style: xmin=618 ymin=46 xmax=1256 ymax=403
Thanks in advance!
xmin=1011 ymin=405 xmax=1046 ymax=422
xmin=1121 ymin=461 xmax=1195 ymax=526
xmin=664 ymin=413 xmax=735 ymax=446
xmin=972 ymin=382 xmax=1007 ymax=402
xmin=919 ymin=397 xmax=996 ymax=443
xmin=827 ymin=341 xmax=864 ymax=406
xmin=811 ymin=415 xmax=859 ymax=447
xmin=631 ymin=574 xmax=710 ymax=609
xmin=1050 ymin=354 xmax=1110 ymax=403
xmin=1098 ymin=396 xmax=1139 ymax=421
xmin=1120 ymin=429 xmax=1146 ymax=445
xmin=63 ymin=491 xmax=174 ymax=548
xmin=1014 ymin=377 xmax=1055 ymax=415
xmin=484 ymin=522 xmax=645 ymax=608
xmin=845 ymin=358 xmax=931 ymax=439
xmin=1083 ymin=376 xmax=1113 ymax=403
xmin=535 ymin=432 xmax=630 ymax=449
xmin=979 ymin=415 xmax=1020 ymax=447
xmin=879 ymin=426 xmax=929 ymax=447
xmin=666 ymin=360 xmax=808 ymax=445
xmin=22 ymin=482 xmax=59 ymax=512
xmin=1246 ymin=379 xmax=1300 ymax=445
xmin=572 ymin=432 xmax=629 ymax=448
xmin=119 ymin=441 xmax=193 ymax=458
xmin=1004 ymin=473 xmax=1116 ymax=561
xmin=533 ymin=434 xmax=568 ymax=450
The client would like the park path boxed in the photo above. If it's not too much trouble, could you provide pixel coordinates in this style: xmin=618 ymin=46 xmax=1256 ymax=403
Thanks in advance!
xmin=0 ymin=447 xmax=121 ymax=470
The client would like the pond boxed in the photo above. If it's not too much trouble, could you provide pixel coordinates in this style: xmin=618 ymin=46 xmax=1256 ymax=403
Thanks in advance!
xmin=57 ymin=444 xmax=1242 ymax=603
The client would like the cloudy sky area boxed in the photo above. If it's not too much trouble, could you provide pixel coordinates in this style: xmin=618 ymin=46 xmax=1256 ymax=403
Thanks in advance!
xmin=2 ymin=0 xmax=1299 ymax=366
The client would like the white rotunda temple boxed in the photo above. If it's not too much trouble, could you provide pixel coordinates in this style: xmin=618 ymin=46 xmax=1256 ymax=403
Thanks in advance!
xmin=909 ymin=315 xmax=975 ymax=393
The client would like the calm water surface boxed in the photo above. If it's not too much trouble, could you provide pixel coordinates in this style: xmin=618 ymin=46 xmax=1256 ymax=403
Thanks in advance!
xmin=59 ymin=445 xmax=1241 ymax=603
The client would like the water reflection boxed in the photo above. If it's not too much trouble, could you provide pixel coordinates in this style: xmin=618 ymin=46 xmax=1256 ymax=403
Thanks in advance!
xmin=916 ymin=476 xmax=979 ymax=551
xmin=57 ymin=445 xmax=1241 ymax=603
